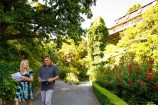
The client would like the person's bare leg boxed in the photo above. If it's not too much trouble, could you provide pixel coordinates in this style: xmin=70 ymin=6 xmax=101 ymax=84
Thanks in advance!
xmin=27 ymin=99 xmax=32 ymax=105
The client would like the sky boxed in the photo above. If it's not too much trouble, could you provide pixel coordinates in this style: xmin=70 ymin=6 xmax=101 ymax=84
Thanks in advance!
xmin=81 ymin=0 xmax=154 ymax=29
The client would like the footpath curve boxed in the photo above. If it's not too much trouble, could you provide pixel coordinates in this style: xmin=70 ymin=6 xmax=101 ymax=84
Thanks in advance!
xmin=25 ymin=80 xmax=100 ymax=105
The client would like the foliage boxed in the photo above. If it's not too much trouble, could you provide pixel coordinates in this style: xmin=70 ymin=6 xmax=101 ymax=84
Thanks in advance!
xmin=0 ymin=38 xmax=58 ymax=103
xmin=105 ymin=54 xmax=157 ymax=104
xmin=87 ymin=16 xmax=108 ymax=61
xmin=92 ymin=82 xmax=128 ymax=105
xmin=97 ymin=49 xmax=158 ymax=104
xmin=57 ymin=37 xmax=89 ymax=82
xmin=57 ymin=64 xmax=69 ymax=79
xmin=119 ymin=4 xmax=158 ymax=48
xmin=0 ymin=60 xmax=19 ymax=104
xmin=95 ymin=4 xmax=158 ymax=105
xmin=126 ymin=3 xmax=141 ymax=14
xmin=0 ymin=0 xmax=96 ymax=40
xmin=87 ymin=16 xmax=108 ymax=80
xmin=64 ymin=73 xmax=79 ymax=85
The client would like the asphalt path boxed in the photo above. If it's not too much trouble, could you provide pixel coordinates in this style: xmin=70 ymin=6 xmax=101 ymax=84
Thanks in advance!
xmin=22 ymin=80 xmax=100 ymax=105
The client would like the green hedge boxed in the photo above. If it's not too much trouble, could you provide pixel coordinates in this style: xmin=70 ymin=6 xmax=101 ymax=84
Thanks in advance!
xmin=92 ymin=82 xmax=128 ymax=105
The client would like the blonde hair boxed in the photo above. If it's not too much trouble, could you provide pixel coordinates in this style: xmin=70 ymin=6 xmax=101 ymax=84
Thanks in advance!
xmin=20 ymin=59 xmax=30 ymax=71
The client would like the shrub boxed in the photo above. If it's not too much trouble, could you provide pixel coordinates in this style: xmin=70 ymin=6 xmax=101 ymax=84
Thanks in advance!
xmin=78 ymin=69 xmax=89 ymax=81
xmin=0 ymin=60 xmax=19 ymax=104
xmin=92 ymin=82 xmax=128 ymax=105
xmin=64 ymin=73 xmax=79 ymax=85
xmin=57 ymin=65 xmax=69 ymax=79
xmin=97 ymin=54 xmax=158 ymax=105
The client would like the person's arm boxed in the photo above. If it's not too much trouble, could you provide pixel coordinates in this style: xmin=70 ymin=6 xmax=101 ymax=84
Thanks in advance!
xmin=38 ymin=77 xmax=42 ymax=82
xmin=51 ymin=75 xmax=58 ymax=81
xmin=20 ymin=76 xmax=33 ymax=82
xmin=38 ymin=68 xmax=42 ymax=82
xmin=25 ymin=76 xmax=33 ymax=82
xmin=29 ymin=76 xmax=33 ymax=82
xmin=48 ymin=76 xmax=58 ymax=82
xmin=48 ymin=66 xmax=59 ymax=82
xmin=20 ymin=70 xmax=34 ymax=82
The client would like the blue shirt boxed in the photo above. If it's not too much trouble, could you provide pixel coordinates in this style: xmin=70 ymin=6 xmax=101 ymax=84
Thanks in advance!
xmin=38 ymin=64 xmax=58 ymax=90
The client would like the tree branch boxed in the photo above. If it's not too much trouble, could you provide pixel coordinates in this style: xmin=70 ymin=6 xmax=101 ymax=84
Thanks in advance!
xmin=5 ymin=33 xmax=45 ymax=40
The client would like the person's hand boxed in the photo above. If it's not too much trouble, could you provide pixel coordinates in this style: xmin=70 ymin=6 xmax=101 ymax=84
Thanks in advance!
xmin=20 ymin=76 xmax=27 ymax=80
xmin=48 ymin=78 xmax=54 ymax=83
xmin=38 ymin=78 xmax=42 ymax=83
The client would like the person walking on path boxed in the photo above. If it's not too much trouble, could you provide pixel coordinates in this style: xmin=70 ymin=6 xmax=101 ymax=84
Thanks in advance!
xmin=15 ymin=60 xmax=34 ymax=105
xmin=38 ymin=56 xmax=59 ymax=105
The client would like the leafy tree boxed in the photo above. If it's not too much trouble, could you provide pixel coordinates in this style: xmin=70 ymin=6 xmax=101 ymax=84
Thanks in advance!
xmin=0 ymin=0 xmax=96 ymax=40
xmin=56 ymin=36 xmax=89 ymax=81
xmin=87 ymin=16 xmax=108 ymax=80
xmin=126 ymin=3 xmax=141 ymax=14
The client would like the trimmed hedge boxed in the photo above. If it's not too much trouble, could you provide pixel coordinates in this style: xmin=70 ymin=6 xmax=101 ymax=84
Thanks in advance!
xmin=92 ymin=82 xmax=128 ymax=105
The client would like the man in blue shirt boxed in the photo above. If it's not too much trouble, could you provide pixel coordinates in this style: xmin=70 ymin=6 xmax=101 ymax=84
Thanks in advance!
xmin=38 ymin=56 xmax=59 ymax=105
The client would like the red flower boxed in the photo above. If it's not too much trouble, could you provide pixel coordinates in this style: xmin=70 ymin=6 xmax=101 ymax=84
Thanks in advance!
xmin=129 ymin=68 xmax=132 ymax=75
xmin=129 ymin=63 xmax=133 ymax=69
xmin=146 ymin=72 xmax=149 ymax=77
xmin=128 ymin=80 xmax=132 ymax=87
xmin=136 ymin=68 xmax=140 ymax=75
xmin=143 ymin=54 xmax=147 ymax=59
xmin=137 ymin=80 xmax=142 ymax=86
xmin=116 ymin=77 xmax=122 ymax=84
xmin=112 ymin=66 xmax=116 ymax=73
xmin=147 ymin=73 xmax=154 ymax=81
xmin=149 ymin=59 xmax=154 ymax=64
xmin=152 ymin=83 xmax=158 ymax=89
xmin=129 ymin=63 xmax=133 ymax=75
xmin=148 ymin=66 xmax=152 ymax=73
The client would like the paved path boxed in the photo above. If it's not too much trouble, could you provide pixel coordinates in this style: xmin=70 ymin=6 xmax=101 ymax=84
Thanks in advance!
xmin=22 ymin=80 xmax=100 ymax=105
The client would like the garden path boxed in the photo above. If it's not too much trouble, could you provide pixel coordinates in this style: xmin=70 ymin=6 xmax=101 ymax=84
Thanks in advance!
xmin=22 ymin=80 xmax=100 ymax=105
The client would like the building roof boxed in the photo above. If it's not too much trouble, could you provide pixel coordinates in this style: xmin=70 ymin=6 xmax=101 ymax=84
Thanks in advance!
xmin=109 ymin=0 xmax=157 ymax=29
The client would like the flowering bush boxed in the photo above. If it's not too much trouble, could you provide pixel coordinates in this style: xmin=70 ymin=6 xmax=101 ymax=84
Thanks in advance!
xmin=96 ymin=53 xmax=158 ymax=105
